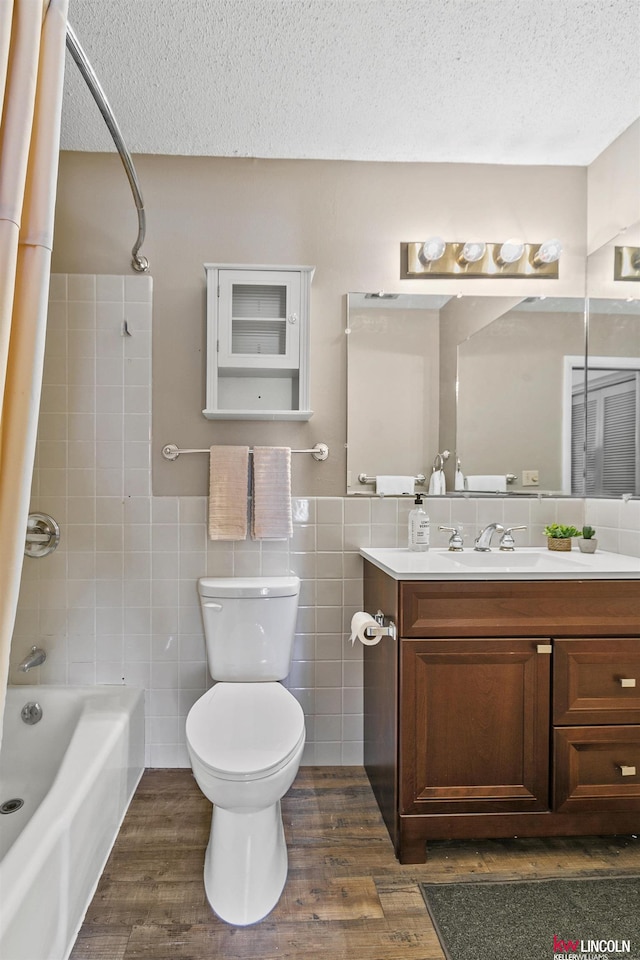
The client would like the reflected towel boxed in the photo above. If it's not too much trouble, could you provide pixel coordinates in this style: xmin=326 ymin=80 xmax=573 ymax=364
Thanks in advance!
xmin=428 ymin=469 xmax=446 ymax=495
xmin=454 ymin=468 xmax=465 ymax=491
xmin=465 ymin=474 xmax=507 ymax=492
xmin=376 ymin=475 xmax=415 ymax=496
xmin=251 ymin=446 xmax=293 ymax=540
xmin=208 ymin=446 xmax=249 ymax=540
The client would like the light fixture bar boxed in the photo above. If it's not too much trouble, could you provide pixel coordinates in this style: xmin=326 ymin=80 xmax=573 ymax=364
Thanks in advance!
xmin=401 ymin=241 xmax=561 ymax=279
xmin=614 ymin=246 xmax=640 ymax=281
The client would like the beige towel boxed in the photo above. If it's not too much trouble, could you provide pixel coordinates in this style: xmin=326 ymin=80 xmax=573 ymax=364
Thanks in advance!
xmin=208 ymin=446 xmax=249 ymax=540
xmin=251 ymin=447 xmax=293 ymax=540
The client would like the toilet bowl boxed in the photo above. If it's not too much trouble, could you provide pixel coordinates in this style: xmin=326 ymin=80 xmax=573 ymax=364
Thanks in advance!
xmin=186 ymin=680 xmax=305 ymax=925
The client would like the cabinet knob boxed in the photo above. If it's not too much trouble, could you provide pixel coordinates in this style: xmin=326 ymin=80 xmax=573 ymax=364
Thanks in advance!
xmin=617 ymin=765 xmax=637 ymax=777
xmin=536 ymin=643 xmax=552 ymax=654
xmin=619 ymin=678 xmax=637 ymax=688
xmin=288 ymin=313 xmax=298 ymax=324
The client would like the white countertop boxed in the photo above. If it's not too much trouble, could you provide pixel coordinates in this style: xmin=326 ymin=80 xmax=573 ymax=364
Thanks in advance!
xmin=360 ymin=547 xmax=640 ymax=581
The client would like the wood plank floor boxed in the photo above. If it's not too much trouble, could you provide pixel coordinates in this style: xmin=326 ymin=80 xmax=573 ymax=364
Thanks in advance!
xmin=70 ymin=768 xmax=640 ymax=960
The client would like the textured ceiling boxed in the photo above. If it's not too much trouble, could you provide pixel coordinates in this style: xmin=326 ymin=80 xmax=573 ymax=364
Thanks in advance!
xmin=61 ymin=0 xmax=640 ymax=165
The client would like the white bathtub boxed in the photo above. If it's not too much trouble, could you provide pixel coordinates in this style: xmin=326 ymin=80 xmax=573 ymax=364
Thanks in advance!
xmin=0 ymin=684 xmax=145 ymax=960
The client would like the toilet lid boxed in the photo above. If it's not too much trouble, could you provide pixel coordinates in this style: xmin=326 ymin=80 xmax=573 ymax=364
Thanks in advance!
xmin=186 ymin=682 xmax=305 ymax=780
xmin=198 ymin=576 xmax=300 ymax=599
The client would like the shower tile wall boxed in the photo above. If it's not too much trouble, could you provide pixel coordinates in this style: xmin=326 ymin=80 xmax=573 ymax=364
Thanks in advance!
xmin=11 ymin=276 xmax=639 ymax=767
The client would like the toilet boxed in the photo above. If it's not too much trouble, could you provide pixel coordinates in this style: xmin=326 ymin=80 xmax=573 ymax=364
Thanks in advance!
xmin=185 ymin=576 xmax=305 ymax=926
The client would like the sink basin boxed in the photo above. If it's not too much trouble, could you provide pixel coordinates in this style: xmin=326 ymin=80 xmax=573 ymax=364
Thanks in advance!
xmin=440 ymin=550 xmax=586 ymax=569
xmin=359 ymin=546 xmax=640 ymax=580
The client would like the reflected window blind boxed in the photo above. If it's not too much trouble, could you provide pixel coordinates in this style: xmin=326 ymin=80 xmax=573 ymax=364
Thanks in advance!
xmin=602 ymin=387 xmax=637 ymax=495
xmin=573 ymin=372 xmax=639 ymax=497
xmin=231 ymin=284 xmax=287 ymax=355
xmin=572 ymin=395 xmax=596 ymax=494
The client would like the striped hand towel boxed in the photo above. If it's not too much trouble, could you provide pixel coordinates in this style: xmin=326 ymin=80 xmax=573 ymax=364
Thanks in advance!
xmin=251 ymin=446 xmax=293 ymax=540
xmin=208 ymin=445 xmax=249 ymax=540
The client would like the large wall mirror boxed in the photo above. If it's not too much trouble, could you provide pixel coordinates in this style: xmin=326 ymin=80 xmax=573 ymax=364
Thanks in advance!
xmin=346 ymin=286 xmax=640 ymax=497
xmin=583 ymin=220 xmax=640 ymax=497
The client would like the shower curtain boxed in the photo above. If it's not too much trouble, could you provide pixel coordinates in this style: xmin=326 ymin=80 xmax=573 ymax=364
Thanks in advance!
xmin=0 ymin=0 xmax=69 ymax=744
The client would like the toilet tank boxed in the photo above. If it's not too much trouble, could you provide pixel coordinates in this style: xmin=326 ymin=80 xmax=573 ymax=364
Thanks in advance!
xmin=198 ymin=576 xmax=300 ymax=681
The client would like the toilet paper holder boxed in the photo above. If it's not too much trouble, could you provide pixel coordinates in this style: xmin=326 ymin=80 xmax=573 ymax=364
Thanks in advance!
xmin=366 ymin=611 xmax=396 ymax=640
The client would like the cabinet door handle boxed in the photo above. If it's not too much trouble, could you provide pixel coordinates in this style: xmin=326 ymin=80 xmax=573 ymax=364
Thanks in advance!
xmin=619 ymin=678 xmax=637 ymax=688
xmin=536 ymin=643 xmax=552 ymax=654
xmin=617 ymin=765 xmax=637 ymax=777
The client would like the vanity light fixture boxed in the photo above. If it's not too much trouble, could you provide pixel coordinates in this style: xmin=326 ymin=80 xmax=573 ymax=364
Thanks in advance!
xmin=401 ymin=238 xmax=562 ymax=279
xmin=614 ymin=246 xmax=640 ymax=281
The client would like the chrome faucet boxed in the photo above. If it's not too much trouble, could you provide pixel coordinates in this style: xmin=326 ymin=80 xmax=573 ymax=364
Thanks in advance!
xmin=499 ymin=525 xmax=527 ymax=551
xmin=439 ymin=525 xmax=464 ymax=551
xmin=18 ymin=645 xmax=46 ymax=672
xmin=474 ymin=523 xmax=504 ymax=551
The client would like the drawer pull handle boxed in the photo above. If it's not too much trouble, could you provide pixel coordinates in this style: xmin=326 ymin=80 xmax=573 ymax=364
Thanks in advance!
xmin=619 ymin=678 xmax=637 ymax=688
xmin=537 ymin=644 xmax=552 ymax=654
xmin=617 ymin=765 xmax=637 ymax=777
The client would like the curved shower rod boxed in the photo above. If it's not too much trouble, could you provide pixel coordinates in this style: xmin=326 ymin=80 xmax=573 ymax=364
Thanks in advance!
xmin=65 ymin=23 xmax=149 ymax=273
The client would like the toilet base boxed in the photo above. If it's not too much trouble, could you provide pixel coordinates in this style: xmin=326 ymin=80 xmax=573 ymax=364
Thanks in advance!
xmin=203 ymin=800 xmax=288 ymax=926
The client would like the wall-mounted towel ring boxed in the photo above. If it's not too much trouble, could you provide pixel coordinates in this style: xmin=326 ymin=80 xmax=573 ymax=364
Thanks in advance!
xmin=432 ymin=449 xmax=450 ymax=471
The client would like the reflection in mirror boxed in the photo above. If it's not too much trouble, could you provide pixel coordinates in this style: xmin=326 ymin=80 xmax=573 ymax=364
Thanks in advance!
xmin=456 ymin=298 xmax=585 ymax=495
xmin=346 ymin=293 xmax=446 ymax=494
xmin=347 ymin=293 xmax=587 ymax=496
xmin=579 ymin=299 xmax=640 ymax=496
xmin=585 ymin=220 xmax=640 ymax=497
xmin=346 ymin=291 xmax=640 ymax=497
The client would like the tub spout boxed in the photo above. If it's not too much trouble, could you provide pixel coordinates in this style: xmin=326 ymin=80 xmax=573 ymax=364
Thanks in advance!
xmin=19 ymin=646 xmax=46 ymax=672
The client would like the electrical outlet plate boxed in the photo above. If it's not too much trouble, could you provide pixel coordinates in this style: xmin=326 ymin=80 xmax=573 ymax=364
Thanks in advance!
xmin=522 ymin=470 xmax=539 ymax=486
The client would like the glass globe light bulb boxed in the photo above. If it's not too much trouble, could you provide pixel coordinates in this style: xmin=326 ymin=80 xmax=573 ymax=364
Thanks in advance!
xmin=459 ymin=241 xmax=486 ymax=264
xmin=419 ymin=237 xmax=447 ymax=263
xmin=497 ymin=239 xmax=525 ymax=265
xmin=534 ymin=238 xmax=563 ymax=265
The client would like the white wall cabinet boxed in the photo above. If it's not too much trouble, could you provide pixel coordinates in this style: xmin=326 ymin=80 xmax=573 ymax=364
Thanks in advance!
xmin=203 ymin=263 xmax=314 ymax=420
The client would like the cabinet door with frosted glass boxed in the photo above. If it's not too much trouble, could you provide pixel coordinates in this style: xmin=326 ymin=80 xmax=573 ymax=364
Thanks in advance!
xmin=204 ymin=264 xmax=313 ymax=420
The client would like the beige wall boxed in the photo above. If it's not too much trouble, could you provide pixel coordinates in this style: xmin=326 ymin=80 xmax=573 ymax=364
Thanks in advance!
xmin=346 ymin=305 xmax=440 ymax=491
xmin=456 ymin=307 xmax=586 ymax=492
xmin=587 ymin=119 xmax=640 ymax=254
xmin=52 ymin=153 xmax=587 ymax=496
xmin=438 ymin=295 xmax=521 ymax=471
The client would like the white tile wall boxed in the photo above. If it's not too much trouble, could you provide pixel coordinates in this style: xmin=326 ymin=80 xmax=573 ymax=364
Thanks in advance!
xmin=11 ymin=275 xmax=639 ymax=768
xmin=585 ymin=497 xmax=640 ymax=557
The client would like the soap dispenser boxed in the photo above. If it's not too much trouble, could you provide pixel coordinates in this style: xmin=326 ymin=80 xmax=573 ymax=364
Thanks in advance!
xmin=408 ymin=494 xmax=430 ymax=552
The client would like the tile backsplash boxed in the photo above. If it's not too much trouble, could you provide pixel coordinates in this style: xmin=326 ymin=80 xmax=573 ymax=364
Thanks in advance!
xmin=11 ymin=276 xmax=640 ymax=767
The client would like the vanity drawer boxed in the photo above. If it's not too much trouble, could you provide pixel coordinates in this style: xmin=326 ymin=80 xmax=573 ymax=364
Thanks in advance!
xmin=554 ymin=638 xmax=640 ymax=725
xmin=554 ymin=726 xmax=640 ymax=812
xmin=398 ymin=581 xmax=640 ymax=639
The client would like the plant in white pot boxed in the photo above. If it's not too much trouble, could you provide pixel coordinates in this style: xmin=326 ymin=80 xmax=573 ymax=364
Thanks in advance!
xmin=578 ymin=525 xmax=598 ymax=553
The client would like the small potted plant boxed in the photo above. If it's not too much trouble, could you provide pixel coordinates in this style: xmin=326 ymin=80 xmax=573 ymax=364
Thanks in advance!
xmin=578 ymin=525 xmax=598 ymax=554
xmin=543 ymin=523 xmax=581 ymax=551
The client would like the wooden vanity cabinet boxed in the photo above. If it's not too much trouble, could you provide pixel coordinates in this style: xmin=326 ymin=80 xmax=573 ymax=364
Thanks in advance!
xmin=363 ymin=562 xmax=640 ymax=864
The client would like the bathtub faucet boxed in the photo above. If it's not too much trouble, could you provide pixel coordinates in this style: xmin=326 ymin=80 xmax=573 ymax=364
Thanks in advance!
xmin=19 ymin=645 xmax=46 ymax=672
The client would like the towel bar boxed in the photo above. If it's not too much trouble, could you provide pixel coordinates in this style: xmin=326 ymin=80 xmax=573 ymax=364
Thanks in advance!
xmin=162 ymin=442 xmax=329 ymax=462
xmin=358 ymin=473 xmax=426 ymax=485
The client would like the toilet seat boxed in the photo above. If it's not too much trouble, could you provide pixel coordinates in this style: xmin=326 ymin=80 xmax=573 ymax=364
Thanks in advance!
xmin=186 ymin=682 xmax=305 ymax=781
